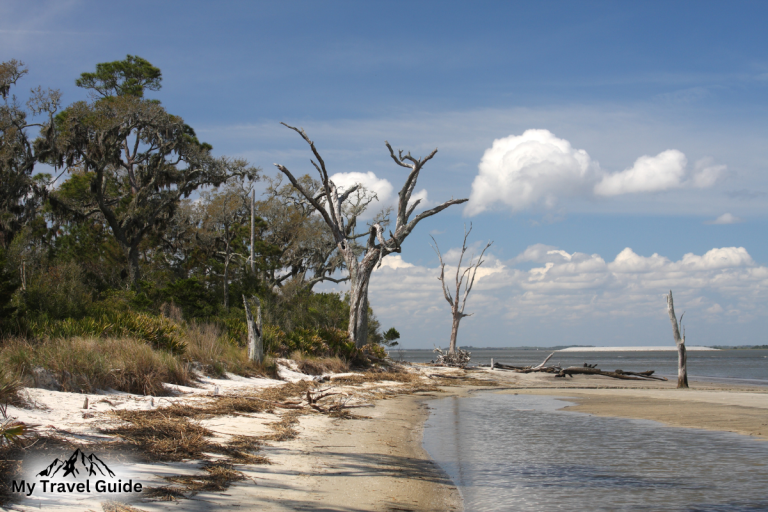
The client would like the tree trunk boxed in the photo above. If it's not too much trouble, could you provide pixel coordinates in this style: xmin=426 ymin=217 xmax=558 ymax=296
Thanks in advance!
xmin=347 ymin=262 xmax=372 ymax=348
xmin=224 ymin=259 xmax=229 ymax=310
xmin=224 ymin=225 xmax=230 ymax=311
xmin=449 ymin=313 xmax=461 ymax=354
xmin=250 ymin=189 xmax=256 ymax=275
xmin=127 ymin=245 xmax=141 ymax=286
xmin=677 ymin=342 xmax=688 ymax=388
xmin=667 ymin=290 xmax=689 ymax=389
xmin=244 ymin=295 xmax=263 ymax=363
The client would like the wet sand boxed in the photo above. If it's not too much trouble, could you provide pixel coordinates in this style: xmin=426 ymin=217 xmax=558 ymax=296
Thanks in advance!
xmin=484 ymin=369 xmax=768 ymax=441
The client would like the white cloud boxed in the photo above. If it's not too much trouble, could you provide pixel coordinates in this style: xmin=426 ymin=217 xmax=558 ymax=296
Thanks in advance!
xmin=465 ymin=129 xmax=727 ymax=214
xmin=594 ymin=149 xmax=687 ymax=196
xmin=316 ymin=242 xmax=768 ymax=346
xmin=328 ymin=171 xmax=430 ymax=218
xmin=465 ymin=129 xmax=600 ymax=215
xmin=691 ymin=157 xmax=727 ymax=188
xmin=594 ymin=152 xmax=726 ymax=196
xmin=375 ymin=254 xmax=414 ymax=271
xmin=706 ymin=213 xmax=742 ymax=225
xmin=330 ymin=171 xmax=393 ymax=203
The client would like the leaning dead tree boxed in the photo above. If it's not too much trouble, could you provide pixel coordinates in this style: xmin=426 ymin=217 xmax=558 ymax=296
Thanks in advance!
xmin=275 ymin=124 xmax=467 ymax=347
xmin=666 ymin=290 xmax=689 ymax=388
xmin=431 ymin=224 xmax=492 ymax=355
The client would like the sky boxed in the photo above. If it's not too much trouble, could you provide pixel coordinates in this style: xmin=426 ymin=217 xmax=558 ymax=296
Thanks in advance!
xmin=3 ymin=1 xmax=768 ymax=348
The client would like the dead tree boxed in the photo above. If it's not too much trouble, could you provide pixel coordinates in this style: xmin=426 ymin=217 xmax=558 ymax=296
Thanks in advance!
xmin=275 ymin=124 xmax=467 ymax=347
xmin=431 ymin=224 xmax=492 ymax=354
xmin=666 ymin=290 xmax=689 ymax=388
xmin=243 ymin=295 xmax=263 ymax=363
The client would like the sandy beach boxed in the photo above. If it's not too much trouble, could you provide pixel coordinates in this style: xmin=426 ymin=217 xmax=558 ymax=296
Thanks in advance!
xmin=3 ymin=364 xmax=768 ymax=511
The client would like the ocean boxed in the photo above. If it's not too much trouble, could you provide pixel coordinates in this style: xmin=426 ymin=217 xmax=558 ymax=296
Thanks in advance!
xmin=397 ymin=348 xmax=768 ymax=386
xmin=417 ymin=349 xmax=768 ymax=511
xmin=423 ymin=393 xmax=768 ymax=512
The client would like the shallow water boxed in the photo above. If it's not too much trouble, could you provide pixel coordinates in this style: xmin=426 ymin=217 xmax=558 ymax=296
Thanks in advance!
xmin=423 ymin=393 xmax=768 ymax=512
xmin=398 ymin=348 xmax=768 ymax=385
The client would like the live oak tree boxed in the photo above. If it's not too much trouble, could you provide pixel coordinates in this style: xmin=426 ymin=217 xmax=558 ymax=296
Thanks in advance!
xmin=431 ymin=224 xmax=492 ymax=354
xmin=43 ymin=56 xmax=258 ymax=285
xmin=666 ymin=290 xmax=689 ymax=389
xmin=0 ymin=59 xmax=60 ymax=248
xmin=256 ymin=175 xmax=348 ymax=292
xmin=275 ymin=123 xmax=467 ymax=347
xmin=195 ymin=180 xmax=257 ymax=310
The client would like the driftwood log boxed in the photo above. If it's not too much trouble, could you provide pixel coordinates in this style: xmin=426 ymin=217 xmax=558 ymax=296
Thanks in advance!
xmin=480 ymin=352 xmax=668 ymax=381
xmin=555 ymin=366 xmax=668 ymax=381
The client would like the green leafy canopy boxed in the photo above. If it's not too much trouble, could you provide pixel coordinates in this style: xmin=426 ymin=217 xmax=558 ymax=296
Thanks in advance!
xmin=75 ymin=54 xmax=162 ymax=98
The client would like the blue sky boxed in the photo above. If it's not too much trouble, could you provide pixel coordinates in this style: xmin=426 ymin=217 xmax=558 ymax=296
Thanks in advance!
xmin=3 ymin=1 xmax=768 ymax=347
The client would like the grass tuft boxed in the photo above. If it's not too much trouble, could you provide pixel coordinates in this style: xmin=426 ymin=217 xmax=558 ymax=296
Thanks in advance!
xmin=0 ymin=368 xmax=22 ymax=405
xmin=291 ymin=350 xmax=348 ymax=375
xmin=0 ymin=336 xmax=189 ymax=395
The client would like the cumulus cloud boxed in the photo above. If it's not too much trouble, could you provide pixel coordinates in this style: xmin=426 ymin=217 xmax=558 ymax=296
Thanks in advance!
xmin=594 ymin=153 xmax=726 ymax=196
xmin=316 ymin=242 xmax=768 ymax=346
xmin=594 ymin=150 xmax=687 ymax=196
xmin=328 ymin=171 xmax=430 ymax=217
xmin=465 ymin=129 xmax=600 ymax=215
xmin=330 ymin=171 xmax=393 ymax=203
xmin=706 ymin=213 xmax=742 ymax=225
xmin=466 ymin=130 xmax=726 ymax=214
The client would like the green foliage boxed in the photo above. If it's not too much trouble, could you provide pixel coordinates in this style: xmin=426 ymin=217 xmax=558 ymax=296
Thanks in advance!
xmin=75 ymin=54 xmax=162 ymax=98
xmin=383 ymin=327 xmax=400 ymax=347
xmin=0 ymin=249 xmax=20 ymax=334
xmin=19 ymin=261 xmax=93 ymax=320
xmin=1 ymin=59 xmax=57 ymax=249
xmin=262 ymin=290 xmax=348 ymax=333
xmin=29 ymin=311 xmax=186 ymax=354
xmin=159 ymin=278 xmax=218 ymax=319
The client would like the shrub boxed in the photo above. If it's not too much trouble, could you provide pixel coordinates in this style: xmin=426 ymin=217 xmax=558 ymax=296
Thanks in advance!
xmin=28 ymin=312 xmax=186 ymax=354
xmin=20 ymin=261 xmax=93 ymax=320
xmin=160 ymin=278 xmax=218 ymax=319
xmin=0 ymin=250 xmax=21 ymax=336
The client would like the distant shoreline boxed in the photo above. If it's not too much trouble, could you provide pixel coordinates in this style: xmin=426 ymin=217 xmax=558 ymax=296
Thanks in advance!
xmin=557 ymin=346 xmax=719 ymax=352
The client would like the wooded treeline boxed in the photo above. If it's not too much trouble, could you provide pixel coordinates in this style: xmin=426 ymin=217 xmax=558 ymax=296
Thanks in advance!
xmin=0 ymin=56 xmax=403 ymax=362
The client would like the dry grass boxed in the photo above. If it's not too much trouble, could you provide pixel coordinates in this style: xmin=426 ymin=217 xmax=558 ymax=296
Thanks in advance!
xmin=0 ymin=336 xmax=190 ymax=396
xmin=162 ymin=461 xmax=246 ymax=494
xmin=330 ymin=369 xmax=423 ymax=386
xmin=219 ymin=435 xmax=270 ymax=464
xmin=104 ymin=409 xmax=218 ymax=462
xmin=101 ymin=501 xmax=149 ymax=512
xmin=185 ymin=322 xmax=271 ymax=378
xmin=0 ymin=367 xmax=22 ymax=405
xmin=263 ymin=410 xmax=301 ymax=441
xmin=291 ymin=351 xmax=348 ymax=375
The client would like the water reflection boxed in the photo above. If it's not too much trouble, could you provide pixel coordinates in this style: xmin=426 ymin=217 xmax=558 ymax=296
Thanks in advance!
xmin=423 ymin=394 xmax=768 ymax=512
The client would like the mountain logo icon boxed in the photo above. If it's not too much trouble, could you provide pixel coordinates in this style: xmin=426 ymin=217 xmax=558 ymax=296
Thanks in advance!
xmin=36 ymin=449 xmax=116 ymax=479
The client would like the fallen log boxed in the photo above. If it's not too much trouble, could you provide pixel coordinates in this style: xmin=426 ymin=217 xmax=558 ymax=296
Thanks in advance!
xmin=556 ymin=366 xmax=668 ymax=381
